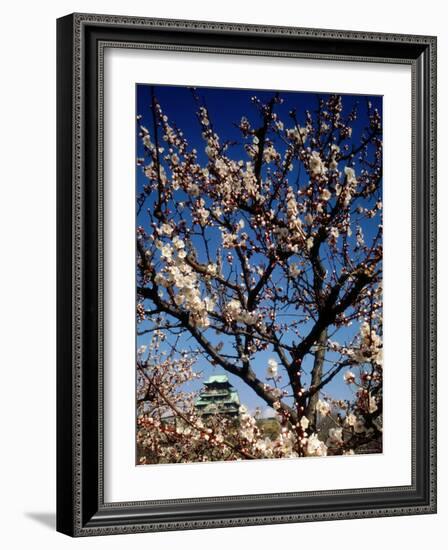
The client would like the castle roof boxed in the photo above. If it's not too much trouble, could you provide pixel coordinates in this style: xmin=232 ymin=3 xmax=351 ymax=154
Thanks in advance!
xmin=203 ymin=374 xmax=231 ymax=385
xmin=196 ymin=389 xmax=240 ymax=407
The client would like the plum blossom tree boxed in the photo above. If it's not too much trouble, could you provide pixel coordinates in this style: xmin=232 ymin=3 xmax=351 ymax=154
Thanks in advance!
xmin=136 ymin=87 xmax=383 ymax=463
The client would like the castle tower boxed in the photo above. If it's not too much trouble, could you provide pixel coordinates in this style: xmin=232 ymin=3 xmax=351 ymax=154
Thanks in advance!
xmin=195 ymin=375 xmax=240 ymax=417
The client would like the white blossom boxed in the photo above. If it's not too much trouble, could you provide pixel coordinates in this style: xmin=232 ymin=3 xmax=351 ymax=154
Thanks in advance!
xmin=309 ymin=151 xmax=327 ymax=177
xmin=327 ymin=427 xmax=343 ymax=445
xmin=160 ymin=244 xmax=172 ymax=259
xmin=137 ymin=345 xmax=147 ymax=356
xmin=300 ymin=416 xmax=310 ymax=430
xmin=305 ymin=433 xmax=328 ymax=457
xmin=320 ymin=188 xmax=332 ymax=201
xmin=344 ymin=371 xmax=356 ymax=384
xmin=316 ymin=399 xmax=331 ymax=416
xmin=289 ymin=263 xmax=301 ymax=278
xmin=344 ymin=166 xmax=357 ymax=185
xmin=266 ymin=358 xmax=278 ymax=378
xmin=160 ymin=223 xmax=173 ymax=236
xmin=345 ymin=413 xmax=357 ymax=427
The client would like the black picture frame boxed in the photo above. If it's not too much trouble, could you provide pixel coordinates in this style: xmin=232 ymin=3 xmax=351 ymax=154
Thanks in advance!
xmin=57 ymin=13 xmax=437 ymax=537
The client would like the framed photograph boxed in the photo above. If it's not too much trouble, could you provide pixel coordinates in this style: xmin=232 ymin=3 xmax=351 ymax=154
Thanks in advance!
xmin=57 ymin=13 xmax=437 ymax=536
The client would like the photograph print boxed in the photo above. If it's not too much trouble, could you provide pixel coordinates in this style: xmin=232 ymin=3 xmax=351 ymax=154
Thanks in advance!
xmin=135 ymin=84 xmax=383 ymax=465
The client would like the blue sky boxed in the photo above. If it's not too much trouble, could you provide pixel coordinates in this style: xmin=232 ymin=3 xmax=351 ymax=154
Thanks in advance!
xmin=136 ymin=83 xmax=382 ymax=414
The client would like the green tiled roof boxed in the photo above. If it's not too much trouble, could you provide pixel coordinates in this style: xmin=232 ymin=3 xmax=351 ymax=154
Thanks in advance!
xmin=204 ymin=375 xmax=230 ymax=385
xmin=196 ymin=398 xmax=239 ymax=407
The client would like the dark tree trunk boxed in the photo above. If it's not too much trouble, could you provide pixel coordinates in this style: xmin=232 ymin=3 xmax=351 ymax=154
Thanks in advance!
xmin=305 ymin=327 xmax=328 ymax=429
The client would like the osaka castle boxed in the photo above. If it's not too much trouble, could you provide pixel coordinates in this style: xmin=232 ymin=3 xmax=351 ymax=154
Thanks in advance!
xmin=195 ymin=375 xmax=240 ymax=417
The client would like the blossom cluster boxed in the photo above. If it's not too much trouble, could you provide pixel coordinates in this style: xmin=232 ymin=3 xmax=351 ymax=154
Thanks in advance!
xmin=151 ymin=234 xmax=215 ymax=328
